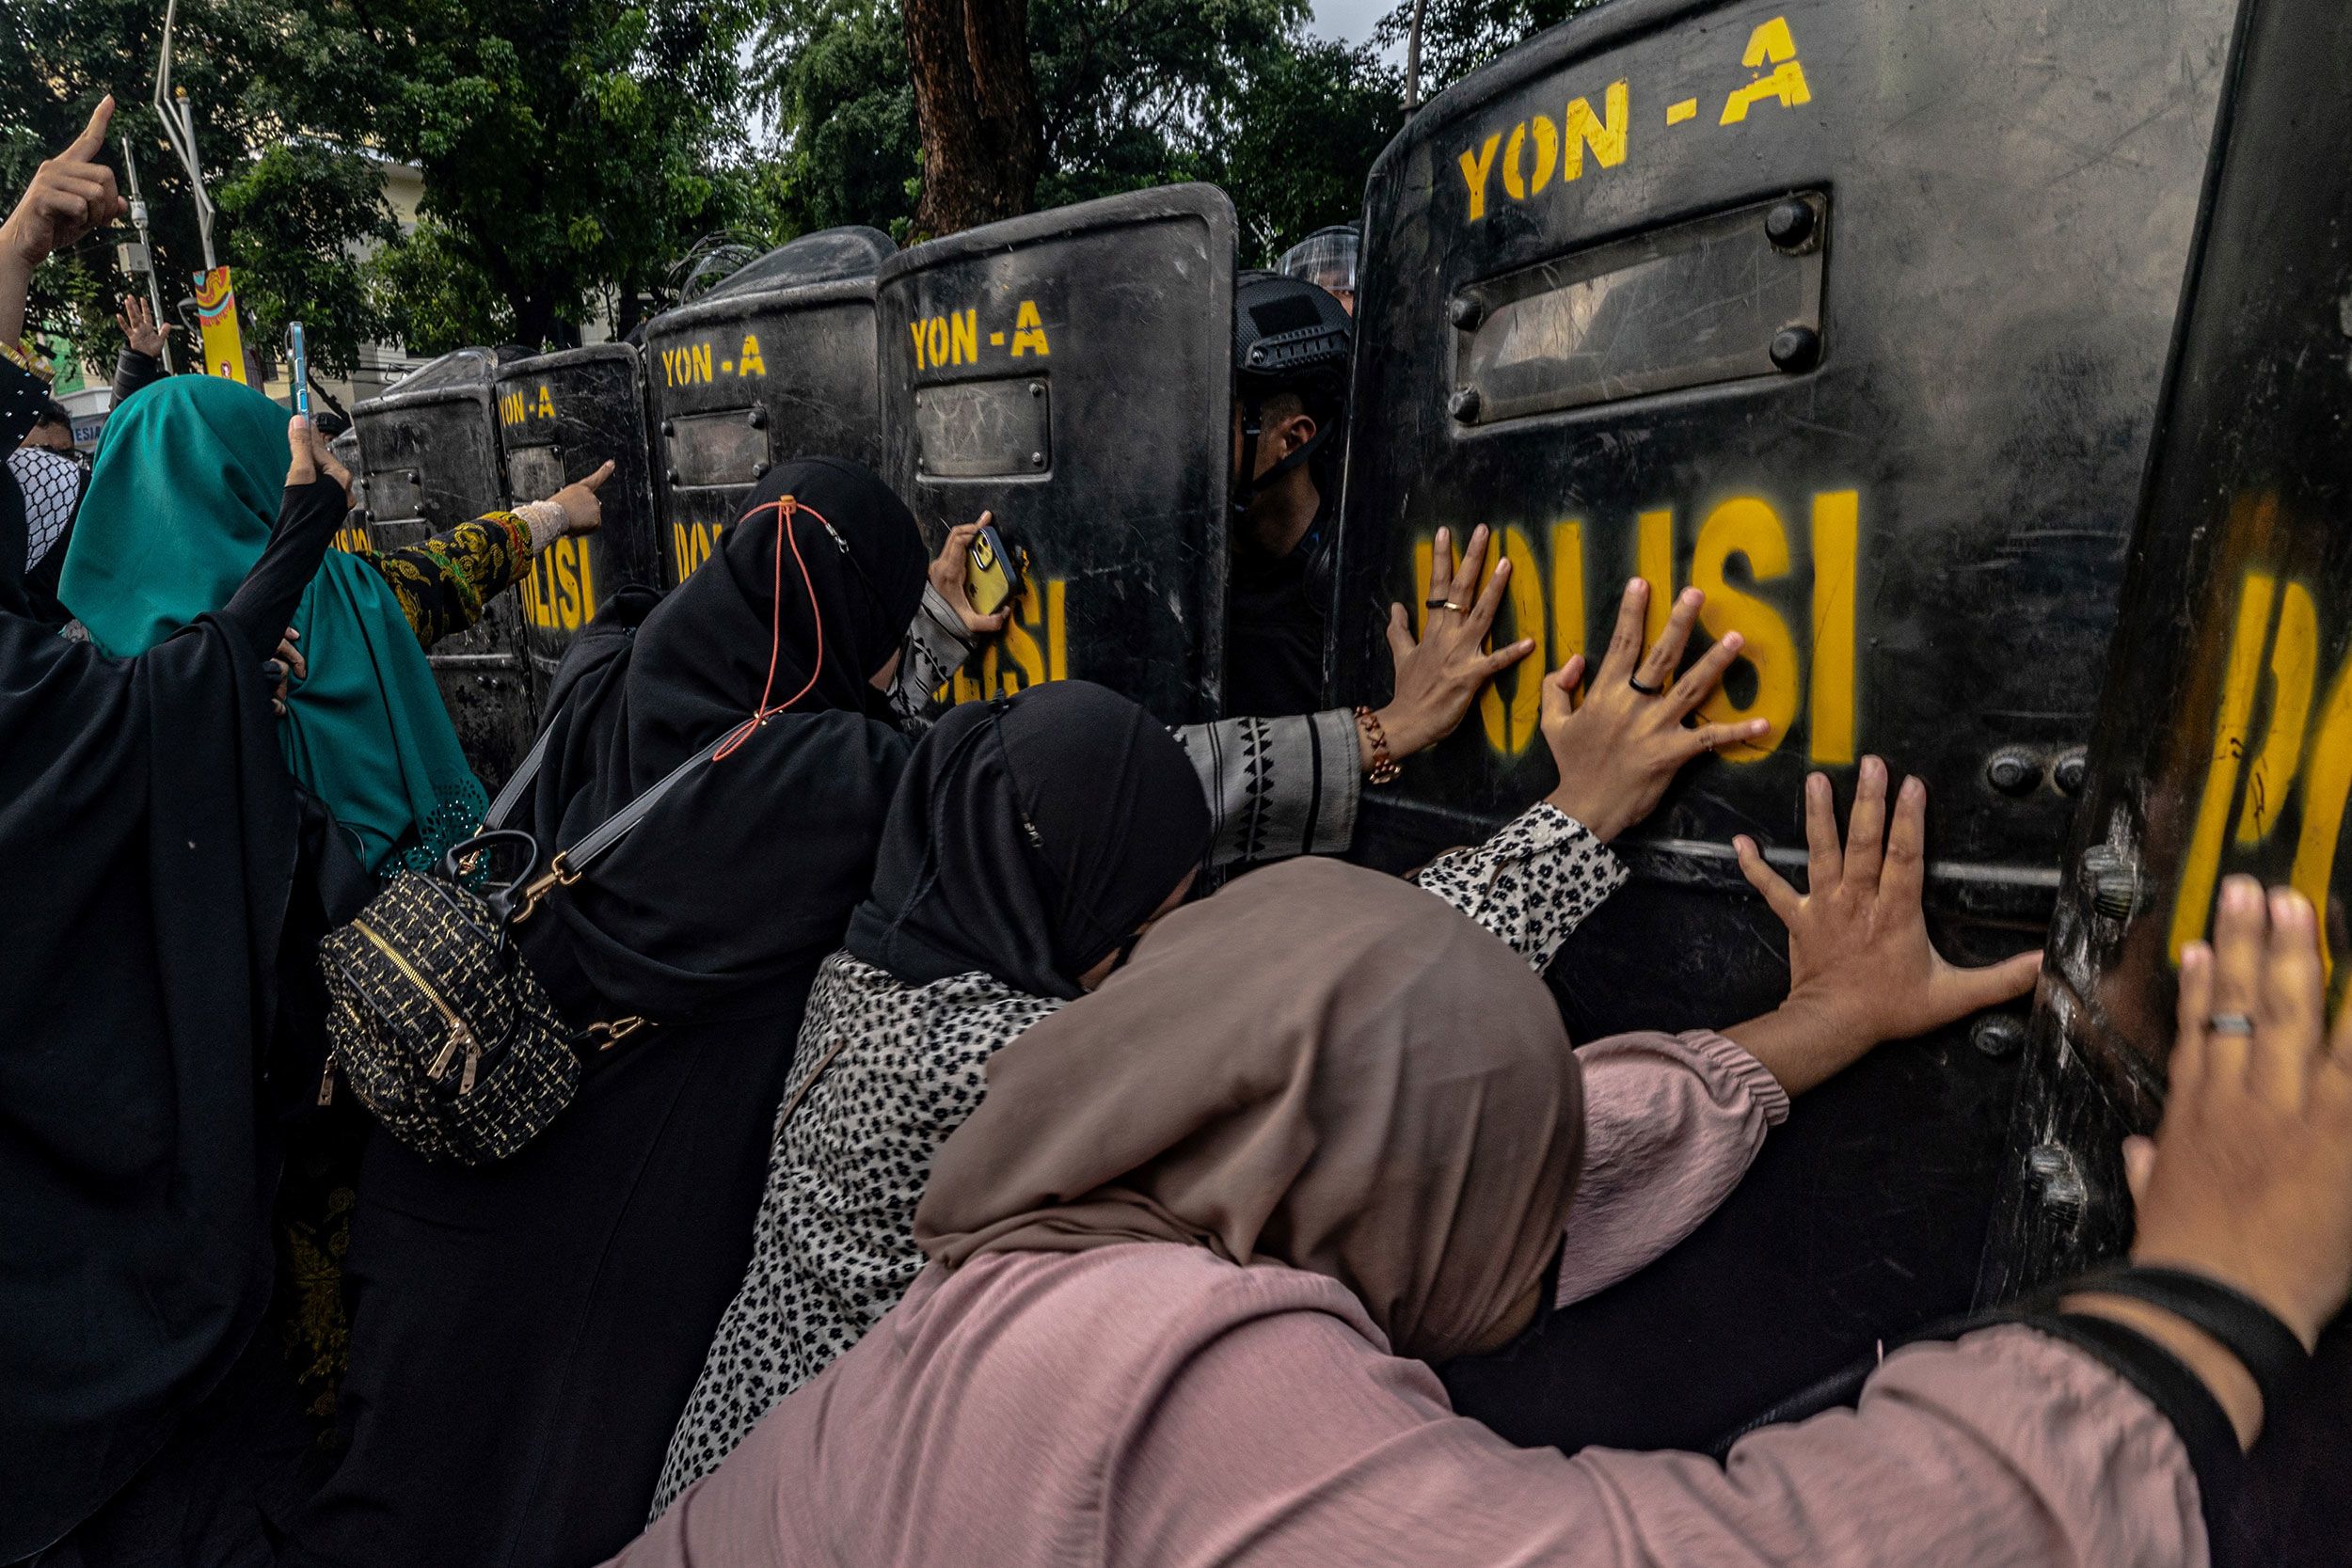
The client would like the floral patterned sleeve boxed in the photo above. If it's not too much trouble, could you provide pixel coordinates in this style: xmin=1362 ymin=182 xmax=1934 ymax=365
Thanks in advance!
xmin=1410 ymin=802 xmax=1629 ymax=972
xmin=355 ymin=506 xmax=547 ymax=650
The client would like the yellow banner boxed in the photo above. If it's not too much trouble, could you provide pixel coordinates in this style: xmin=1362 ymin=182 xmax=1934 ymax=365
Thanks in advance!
xmin=193 ymin=266 xmax=248 ymax=384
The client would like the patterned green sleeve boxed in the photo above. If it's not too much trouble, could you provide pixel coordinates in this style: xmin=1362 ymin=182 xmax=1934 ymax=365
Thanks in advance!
xmin=356 ymin=513 xmax=532 ymax=650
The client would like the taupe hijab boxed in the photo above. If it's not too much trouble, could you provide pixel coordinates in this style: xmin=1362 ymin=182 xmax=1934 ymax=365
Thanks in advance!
xmin=914 ymin=857 xmax=1584 ymax=1363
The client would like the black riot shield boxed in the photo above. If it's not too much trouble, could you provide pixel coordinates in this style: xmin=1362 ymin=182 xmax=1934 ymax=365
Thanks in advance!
xmin=352 ymin=348 xmax=535 ymax=788
xmin=1977 ymin=1 xmax=2352 ymax=1557
xmin=494 ymin=345 xmax=664 ymax=689
xmin=644 ymin=226 xmax=895 ymax=587
xmin=327 ymin=427 xmax=371 ymax=555
xmin=1328 ymin=0 xmax=2239 ymax=1450
xmin=878 ymin=184 xmax=1233 ymax=721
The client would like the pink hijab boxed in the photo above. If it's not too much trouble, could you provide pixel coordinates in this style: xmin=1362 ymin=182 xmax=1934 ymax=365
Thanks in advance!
xmin=914 ymin=857 xmax=1584 ymax=1363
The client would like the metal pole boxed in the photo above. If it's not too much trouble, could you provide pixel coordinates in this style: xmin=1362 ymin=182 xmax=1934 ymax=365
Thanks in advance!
xmin=1405 ymin=0 xmax=1427 ymax=112
xmin=119 ymin=139 xmax=174 ymax=372
xmin=153 ymin=0 xmax=217 ymax=271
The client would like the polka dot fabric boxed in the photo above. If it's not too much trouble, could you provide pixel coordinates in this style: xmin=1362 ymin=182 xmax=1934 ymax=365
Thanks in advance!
xmin=649 ymin=803 xmax=1628 ymax=1514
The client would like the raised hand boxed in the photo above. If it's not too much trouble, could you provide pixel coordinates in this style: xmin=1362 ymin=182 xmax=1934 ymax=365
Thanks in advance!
xmin=1725 ymin=758 xmax=2041 ymax=1092
xmin=285 ymin=415 xmax=352 ymax=504
xmin=118 ymin=294 xmax=170 ymax=358
xmin=2123 ymin=879 xmax=2352 ymax=1351
xmin=2 ymin=97 xmax=126 ymax=271
xmin=928 ymin=513 xmax=1012 ymax=636
xmin=1539 ymin=578 xmax=1771 ymax=841
xmin=551 ymin=460 xmax=614 ymax=537
xmin=1374 ymin=524 xmax=1535 ymax=763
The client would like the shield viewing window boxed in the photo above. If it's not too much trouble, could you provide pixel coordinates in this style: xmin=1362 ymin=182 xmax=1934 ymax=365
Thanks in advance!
xmin=914 ymin=377 xmax=1053 ymax=480
xmin=505 ymin=444 xmax=564 ymax=503
xmin=665 ymin=410 xmax=771 ymax=489
xmin=1451 ymin=192 xmax=1827 ymax=425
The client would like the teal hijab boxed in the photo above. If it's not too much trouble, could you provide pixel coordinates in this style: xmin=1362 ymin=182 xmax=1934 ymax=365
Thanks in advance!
xmin=61 ymin=375 xmax=485 ymax=872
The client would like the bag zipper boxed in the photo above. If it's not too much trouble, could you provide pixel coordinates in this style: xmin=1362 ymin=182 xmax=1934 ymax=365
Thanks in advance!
xmin=352 ymin=919 xmax=483 ymax=1095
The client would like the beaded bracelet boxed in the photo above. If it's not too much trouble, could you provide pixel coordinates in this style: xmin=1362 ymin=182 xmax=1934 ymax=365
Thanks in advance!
xmin=1354 ymin=705 xmax=1400 ymax=784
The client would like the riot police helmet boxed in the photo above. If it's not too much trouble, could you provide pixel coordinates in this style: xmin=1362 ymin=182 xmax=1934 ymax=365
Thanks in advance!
xmin=1275 ymin=224 xmax=1359 ymax=311
xmin=1232 ymin=269 xmax=1352 ymax=514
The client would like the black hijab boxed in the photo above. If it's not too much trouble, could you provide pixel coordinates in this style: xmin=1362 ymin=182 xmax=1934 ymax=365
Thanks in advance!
xmin=844 ymin=680 xmax=1212 ymax=999
xmin=0 ymin=467 xmax=351 ymax=1559
xmin=519 ymin=457 xmax=930 ymax=1022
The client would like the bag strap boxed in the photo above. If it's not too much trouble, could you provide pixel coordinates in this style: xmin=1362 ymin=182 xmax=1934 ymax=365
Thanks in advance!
xmin=484 ymin=720 xmax=558 ymax=831
xmin=508 ymin=726 xmax=737 ymax=924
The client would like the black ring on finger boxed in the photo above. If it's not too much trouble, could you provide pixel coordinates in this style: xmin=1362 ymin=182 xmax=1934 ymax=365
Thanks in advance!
xmin=1628 ymin=674 xmax=1665 ymax=695
xmin=1424 ymin=595 xmax=1462 ymax=610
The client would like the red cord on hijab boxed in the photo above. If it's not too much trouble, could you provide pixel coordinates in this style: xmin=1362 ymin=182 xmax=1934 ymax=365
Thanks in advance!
xmin=715 ymin=495 xmax=830 ymax=760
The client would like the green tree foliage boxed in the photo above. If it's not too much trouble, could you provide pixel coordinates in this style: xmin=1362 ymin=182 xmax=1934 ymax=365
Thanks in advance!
xmin=746 ymin=0 xmax=922 ymax=238
xmin=749 ymin=0 xmax=1402 ymax=261
xmin=367 ymin=0 xmax=763 ymax=349
xmin=0 ymin=0 xmax=394 ymax=373
xmin=215 ymin=141 xmax=399 ymax=373
xmin=1374 ymin=0 xmax=1603 ymax=104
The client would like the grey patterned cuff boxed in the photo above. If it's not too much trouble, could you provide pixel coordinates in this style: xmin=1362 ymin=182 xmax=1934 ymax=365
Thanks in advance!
xmin=515 ymin=499 xmax=568 ymax=555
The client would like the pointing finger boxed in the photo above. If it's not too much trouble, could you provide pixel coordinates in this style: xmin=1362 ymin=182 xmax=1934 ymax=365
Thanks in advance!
xmin=66 ymin=94 xmax=115 ymax=161
xmin=580 ymin=459 xmax=615 ymax=491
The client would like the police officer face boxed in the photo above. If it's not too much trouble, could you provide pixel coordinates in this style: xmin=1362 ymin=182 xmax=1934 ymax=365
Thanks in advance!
xmin=1230 ymin=395 xmax=1318 ymax=488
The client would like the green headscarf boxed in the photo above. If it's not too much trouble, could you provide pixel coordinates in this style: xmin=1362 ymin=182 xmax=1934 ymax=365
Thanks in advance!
xmin=60 ymin=375 xmax=485 ymax=872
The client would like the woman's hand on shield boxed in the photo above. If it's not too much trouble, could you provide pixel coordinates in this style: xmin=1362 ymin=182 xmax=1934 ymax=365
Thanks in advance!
xmin=1372 ymin=525 xmax=1534 ymax=769
xmin=1724 ymin=760 xmax=2042 ymax=1094
xmin=1539 ymin=578 xmax=1767 ymax=843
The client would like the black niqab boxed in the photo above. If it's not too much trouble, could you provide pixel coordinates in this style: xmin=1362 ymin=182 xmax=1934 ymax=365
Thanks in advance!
xmin=0 ymin=476 xmax=348 ymax=1559
xmin=517 ymin=456 xmax=930 ymax=1022
xmin=845 ymin=680 xmax=1211 ymax=999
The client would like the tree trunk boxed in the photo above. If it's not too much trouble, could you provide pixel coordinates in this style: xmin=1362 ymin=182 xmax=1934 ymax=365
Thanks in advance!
xmin=903 ymin=0 xmax=1041 ymax=238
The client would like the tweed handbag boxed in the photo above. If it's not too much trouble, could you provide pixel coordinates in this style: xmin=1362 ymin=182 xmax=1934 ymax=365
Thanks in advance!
xmin=320 ymin=722 xmax=719 ymax=1164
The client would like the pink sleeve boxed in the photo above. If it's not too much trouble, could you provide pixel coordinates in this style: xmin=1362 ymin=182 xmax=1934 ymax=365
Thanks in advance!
xmin=1109 ymin=1314 xmax=2206 ymax=1568
xmin=1554 ymin=1029 xmax=1789 ymax=1307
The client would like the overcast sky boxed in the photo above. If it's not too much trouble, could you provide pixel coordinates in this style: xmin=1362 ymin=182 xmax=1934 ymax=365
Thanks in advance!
xmin=1311 ymin=0 xmax=1404 ymax=55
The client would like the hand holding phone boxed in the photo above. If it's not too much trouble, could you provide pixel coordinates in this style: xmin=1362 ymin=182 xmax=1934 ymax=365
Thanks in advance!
xmin=966 ymin=519 xmax=1021 ymax=618
xmin=286 ymin=321 xmax=310 ymax=417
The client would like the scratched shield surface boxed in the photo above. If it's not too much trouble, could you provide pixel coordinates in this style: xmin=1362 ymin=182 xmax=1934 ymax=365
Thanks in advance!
xmin=1978 ymin=1 xmax=2352 ymax=1557
xmin=494 ymin=344 xmax=666 ymax=691
xmin=1342 ymin=0 xmax=2245 ymax=1449
xmin=877 ymin=184 xmax=1235 ymax=723
xmin=352 ymin=347 xmax=537 ymax=789
xmin=642 ymin=226 xmax=895 ymax=587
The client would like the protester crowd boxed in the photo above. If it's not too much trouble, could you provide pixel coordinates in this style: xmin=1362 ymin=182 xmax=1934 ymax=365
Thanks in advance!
xmin=6 ymin=95 xmax=2351 ymax=1568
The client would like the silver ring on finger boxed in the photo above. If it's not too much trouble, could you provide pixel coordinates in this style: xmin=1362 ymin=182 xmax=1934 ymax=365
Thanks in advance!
xmin=1628 ymin=674 xmax=1665 ymax=696
xmin=2207 ymin=1013 xmax=2256 ymax=1037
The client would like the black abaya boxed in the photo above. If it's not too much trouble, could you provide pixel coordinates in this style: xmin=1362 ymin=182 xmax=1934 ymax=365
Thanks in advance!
xmin=0 ymin=458 xmax=354 ymax=1562
xmin=296 ymin=458 xmax=929 ymax=1568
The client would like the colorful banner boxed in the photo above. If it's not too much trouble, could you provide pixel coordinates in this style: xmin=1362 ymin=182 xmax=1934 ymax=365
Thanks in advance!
xmin=193 ymin=265 xmax=248 ymax=384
